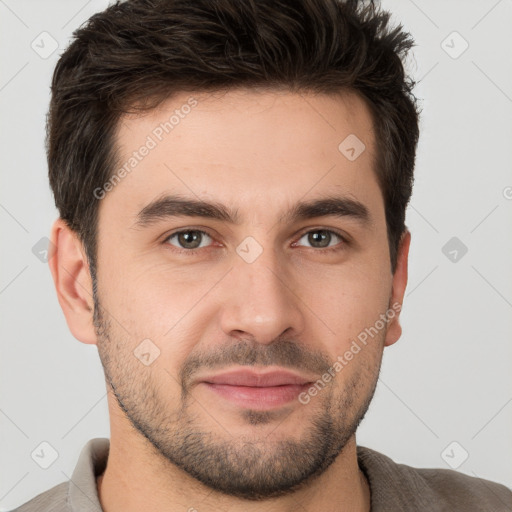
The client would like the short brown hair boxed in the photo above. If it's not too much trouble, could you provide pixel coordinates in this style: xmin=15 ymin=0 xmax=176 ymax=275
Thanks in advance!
xmin=48 ymin=0 xmax=420 ymax=276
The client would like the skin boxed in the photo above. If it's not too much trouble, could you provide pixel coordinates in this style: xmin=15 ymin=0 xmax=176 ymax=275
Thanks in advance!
xmin=49 ymin=88 xmax=410 ymax=512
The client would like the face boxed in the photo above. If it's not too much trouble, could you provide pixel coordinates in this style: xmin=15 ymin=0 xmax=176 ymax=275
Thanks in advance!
xmin=90 ymin=89 xmax=405 ymax=499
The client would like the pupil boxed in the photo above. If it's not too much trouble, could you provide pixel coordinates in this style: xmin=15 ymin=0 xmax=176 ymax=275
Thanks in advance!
xmin=309 ymin=230 xmax=330 ymax=248
xmin=179 ymin=231 xmax=201 ymax=249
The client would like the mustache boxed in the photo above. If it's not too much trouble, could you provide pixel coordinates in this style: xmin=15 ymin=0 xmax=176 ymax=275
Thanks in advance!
xmin=179 ymin=338 xmax=332 ymax=391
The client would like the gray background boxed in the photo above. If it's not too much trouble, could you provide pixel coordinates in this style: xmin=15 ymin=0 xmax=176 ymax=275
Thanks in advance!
xmin=1 ymin=0 xmax=511 ymax=509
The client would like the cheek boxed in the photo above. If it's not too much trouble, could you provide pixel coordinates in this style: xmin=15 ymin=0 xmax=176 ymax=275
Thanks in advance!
xmin=305 ymin=261 xmax=391 ymax=324
xmin=96 ymin=253 xmax=184 ymax=326
xmin=97 ymin=264 xmax=219 ymax=369
xmin=297 ymin=266 xmax=391 ymax=383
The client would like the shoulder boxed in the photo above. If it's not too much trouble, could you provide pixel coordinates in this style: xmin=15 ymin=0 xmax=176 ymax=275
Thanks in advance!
xmin=414 ymin=465 xmax=512 ymax=509
xmin=357 ymin=446 xmax=512 ymax=511
xmin=9 ymin=482 xmax=70 ymax=512
xmin=9 ymin=437 xmax=108 ymax=512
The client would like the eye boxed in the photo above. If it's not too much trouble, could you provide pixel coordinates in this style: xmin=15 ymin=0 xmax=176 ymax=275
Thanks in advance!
xmin=163 ymin=228 xmax=347 ymax=254
xmin=293 ymin=229 xmax=346 ymax=251
xmin=165 ymin=229 xmax=213 ymax=250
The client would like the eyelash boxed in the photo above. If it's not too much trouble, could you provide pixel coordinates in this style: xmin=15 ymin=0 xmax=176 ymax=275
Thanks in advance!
xmin=163 ymin=228 xmax=348 ymax=255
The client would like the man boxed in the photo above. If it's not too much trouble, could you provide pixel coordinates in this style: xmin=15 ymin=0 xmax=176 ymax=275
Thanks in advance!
xmin=13 ymin=0 xmax=512 ymax=510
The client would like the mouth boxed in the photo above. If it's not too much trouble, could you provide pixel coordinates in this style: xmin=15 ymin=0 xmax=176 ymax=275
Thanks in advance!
xmin=198 ymin=368 xmax=315 ymax=410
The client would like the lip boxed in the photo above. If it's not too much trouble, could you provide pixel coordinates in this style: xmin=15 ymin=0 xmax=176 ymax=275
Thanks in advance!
xmin=201 ymin=368 xmax=314 ymax=387
xmin=198 ymin=368 xmax=315 ymax=410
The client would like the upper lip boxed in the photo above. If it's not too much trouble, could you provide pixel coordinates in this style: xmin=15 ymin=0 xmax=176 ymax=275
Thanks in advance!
xmin=200 ymin=368 xmax=315 ymax=387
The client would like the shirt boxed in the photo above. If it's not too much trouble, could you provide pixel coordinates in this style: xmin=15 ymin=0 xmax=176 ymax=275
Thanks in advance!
xmin=10 ymin=437 xmax=512 ymax=511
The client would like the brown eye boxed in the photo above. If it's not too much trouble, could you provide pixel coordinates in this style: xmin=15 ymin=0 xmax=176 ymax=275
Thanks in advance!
xmin=166 ymin=230 xmax=212 ymax=250
xmin=295 ymin=229 xmax=345 ymax=250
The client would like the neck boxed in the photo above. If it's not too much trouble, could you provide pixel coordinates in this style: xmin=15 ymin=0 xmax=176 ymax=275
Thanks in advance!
xmin=96 ymin=431 xmax=370 ymax=512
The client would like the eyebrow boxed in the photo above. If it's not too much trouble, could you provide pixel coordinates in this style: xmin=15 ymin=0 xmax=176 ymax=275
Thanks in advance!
xmin=134 ymin=194 xmax=371 ymax=228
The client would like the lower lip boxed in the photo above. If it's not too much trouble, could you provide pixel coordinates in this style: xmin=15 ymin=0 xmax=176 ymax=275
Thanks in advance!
xmin=201 ymin=382 xmax=311 ymax=410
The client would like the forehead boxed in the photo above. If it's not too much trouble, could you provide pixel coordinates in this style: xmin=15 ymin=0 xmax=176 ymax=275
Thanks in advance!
xmin=102 ymin=88 xmax=381 ymax=227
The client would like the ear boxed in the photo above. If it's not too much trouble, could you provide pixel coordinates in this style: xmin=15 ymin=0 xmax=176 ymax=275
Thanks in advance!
xmin=48 ymin=218 xmax=97 ymax=345
xmin=384 ymin=230 xmax=411 ymax=347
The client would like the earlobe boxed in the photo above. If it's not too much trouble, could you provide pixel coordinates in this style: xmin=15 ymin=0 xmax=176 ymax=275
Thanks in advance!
xmin=48 ymin=218 xmax=97 ymax=345
xmin=384 ymin=230 xmax=411 ymax=347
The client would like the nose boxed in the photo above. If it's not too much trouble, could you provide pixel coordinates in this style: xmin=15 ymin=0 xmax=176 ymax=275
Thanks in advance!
xmin=218 ymin=243 xmax=306 ymax=345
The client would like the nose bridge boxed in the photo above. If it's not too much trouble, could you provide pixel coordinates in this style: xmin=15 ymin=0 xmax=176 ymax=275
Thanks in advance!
xmin=219 ymin=238 xmax=304 ymax=343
